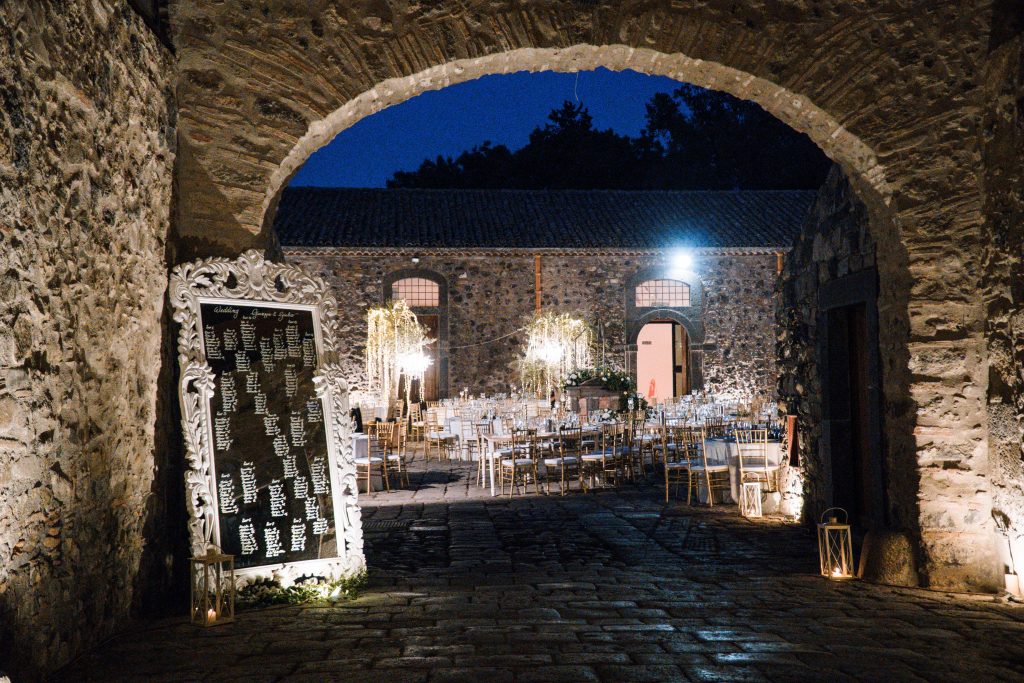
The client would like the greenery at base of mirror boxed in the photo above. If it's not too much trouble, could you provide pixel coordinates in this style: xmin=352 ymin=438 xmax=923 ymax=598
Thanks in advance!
xmin=236 ymin=571 xmax=368 ymax=609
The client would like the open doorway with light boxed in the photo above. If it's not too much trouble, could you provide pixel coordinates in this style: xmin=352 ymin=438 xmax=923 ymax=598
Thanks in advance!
xmin=636 ymin=321 xmax=689 ymax=403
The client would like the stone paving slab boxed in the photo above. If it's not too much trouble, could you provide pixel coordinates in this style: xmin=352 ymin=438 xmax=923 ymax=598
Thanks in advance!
xmin=54 ymin=459 xmax=1024 ymax=682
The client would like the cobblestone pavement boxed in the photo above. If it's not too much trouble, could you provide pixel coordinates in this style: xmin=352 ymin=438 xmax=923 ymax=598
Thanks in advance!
xmin=57 ymin=458 xmax=1024 ymax=682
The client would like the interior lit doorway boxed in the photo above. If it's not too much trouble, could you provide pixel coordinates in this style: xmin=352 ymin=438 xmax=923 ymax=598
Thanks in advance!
xmin=636 ymin=321 xmax=689 ymax=403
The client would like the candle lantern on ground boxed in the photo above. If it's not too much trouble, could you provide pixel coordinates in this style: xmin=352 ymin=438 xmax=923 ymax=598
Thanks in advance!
xmin=739 ymin=481 xmax=763 ymax=518
xmin=817 ymin=508 xmax=855 ymax=580
xmin=190 ymin=548 xmax=236 ymax=627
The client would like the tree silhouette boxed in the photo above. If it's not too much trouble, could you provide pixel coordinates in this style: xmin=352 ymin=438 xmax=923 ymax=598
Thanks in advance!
xmin=387 ymin=87 xmax=831 ymax=190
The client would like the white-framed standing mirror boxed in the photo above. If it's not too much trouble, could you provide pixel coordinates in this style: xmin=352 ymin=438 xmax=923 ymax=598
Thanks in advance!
xmin=169 ymin=250 xmax=364 ymax=585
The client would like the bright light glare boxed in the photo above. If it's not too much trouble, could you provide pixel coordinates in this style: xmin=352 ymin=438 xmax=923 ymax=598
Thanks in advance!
xmin=539 ymin=341 xmax=564 ymax=364
xmin=398 ymin=351 xmax=431 ymax=375
xmin=672 ymin=250 xmax=693 ymax=272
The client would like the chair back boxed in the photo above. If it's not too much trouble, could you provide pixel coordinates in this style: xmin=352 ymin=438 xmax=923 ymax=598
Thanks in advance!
xmin=511 ymin=427 xmax=537 ymax=459
xmin=558 ymin=426 xmax=582 ymax=457
xmin=735 ymin=428 xmax=770 ymax=480
xmin=704 ymin=416 xmax=725 ymax=437
xmin=599 ymin=421 xmax=622 ymax=456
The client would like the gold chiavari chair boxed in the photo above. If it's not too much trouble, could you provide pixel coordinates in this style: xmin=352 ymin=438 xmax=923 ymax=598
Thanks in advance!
xmin=408 ymin=402 xmax=425 ymax=443
xmin=499 ymin=428 xmax=538 ymax=498
xmin=689 ymin=429 xmax=731 ymax=506
xmin=356 ymin=423 xmax=392 ymax=493
xmin=383 ymin=421 xmax=411 ymax=488
xmin=580 ymin=422 xmax=624 ymax=491
xmin=664 ymin=426 xmax=700 ymax=502
xmin=735 ymin=428 xmax=779 ymax=492
xmin=539 ymin=426 xmax=582 ymax=495
xmin=425 ymin=411 xmax=456 ymax=461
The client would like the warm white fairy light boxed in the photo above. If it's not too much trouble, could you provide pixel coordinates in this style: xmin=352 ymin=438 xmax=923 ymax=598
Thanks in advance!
xmin=520 ymin=312 xmax=593 ymax=396
xmin=366 ymin=300 xmax=433 ymax=408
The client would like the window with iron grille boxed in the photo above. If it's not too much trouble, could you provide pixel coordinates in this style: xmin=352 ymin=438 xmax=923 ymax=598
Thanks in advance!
xmin=392 ymin=277 xmax=440 ymax=307
xmin=635 ymin=279 xmax=690 ymax=307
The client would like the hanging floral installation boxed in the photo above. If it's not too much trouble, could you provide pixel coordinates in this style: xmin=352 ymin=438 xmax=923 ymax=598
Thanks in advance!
xmin=518 ymin=312 xmax=593 ymax=397
xmin=365 ymin=300 xmax=433 ymax=409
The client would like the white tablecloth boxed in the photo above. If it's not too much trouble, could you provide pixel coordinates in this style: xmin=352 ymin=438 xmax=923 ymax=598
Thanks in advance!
xmin=352 ymin=434 xmax=369 ymax=459
xmin=443 ymin=417 xmax=504 ymax=459
xmin=702 ymin=438 xmax=784 ymax=501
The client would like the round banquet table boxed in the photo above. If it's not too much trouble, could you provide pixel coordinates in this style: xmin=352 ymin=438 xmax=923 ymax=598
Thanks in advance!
xmin=701 ymin=437 xmax=784 ymax=502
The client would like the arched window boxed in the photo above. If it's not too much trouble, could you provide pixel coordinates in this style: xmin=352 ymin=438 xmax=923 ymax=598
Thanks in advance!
xmin=635 ymin=279 xmax=691 ymax=308
xmin=392 ymin=277 xmax=439 ymax=307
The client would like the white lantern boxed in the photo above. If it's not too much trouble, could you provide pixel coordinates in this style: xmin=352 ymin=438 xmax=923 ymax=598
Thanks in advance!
xmin=817 ymin=508 xmax=855 ymax=580
xmin=190 ymin=548 xmax=236 ymax=627
xmin=739 ymin=482 xmax=762 ymax=518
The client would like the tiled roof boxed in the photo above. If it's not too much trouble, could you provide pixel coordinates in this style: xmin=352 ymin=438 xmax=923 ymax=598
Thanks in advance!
xmin=274 ymin=187 xmax=815 ymax=250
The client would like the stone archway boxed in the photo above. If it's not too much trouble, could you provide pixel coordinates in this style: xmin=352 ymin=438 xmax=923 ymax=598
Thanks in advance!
xmin=171 ymin=3 xmax=1001 ymax=590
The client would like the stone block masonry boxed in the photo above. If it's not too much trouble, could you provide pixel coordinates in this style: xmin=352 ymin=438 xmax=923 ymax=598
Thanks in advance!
xmin=0 ymin=1 xmax=174 ymax=678
xmin=284 ymin=248 xmax=780 ymax=402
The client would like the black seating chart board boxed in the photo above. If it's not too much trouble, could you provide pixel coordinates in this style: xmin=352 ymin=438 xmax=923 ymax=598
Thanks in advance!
xmin=200 ymin=302 xmax=337 ymax=570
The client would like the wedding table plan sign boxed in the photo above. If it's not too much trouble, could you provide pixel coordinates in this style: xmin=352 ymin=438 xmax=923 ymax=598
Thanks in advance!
xmin=170 ymin=250 xmax=365 ymax=584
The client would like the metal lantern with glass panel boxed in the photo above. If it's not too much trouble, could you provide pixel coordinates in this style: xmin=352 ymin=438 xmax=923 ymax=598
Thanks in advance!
xmin=190 ymin=548 xmax=236 ymax=627
xmin=817 ymin=508 xmax=855 ymax=580
xmin=739 ymin=481 xmax=763 ymax=518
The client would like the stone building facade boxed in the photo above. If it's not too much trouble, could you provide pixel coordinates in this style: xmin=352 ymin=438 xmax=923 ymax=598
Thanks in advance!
xmin=276 ymin=187 xmax=808 ymax=404
xmin=285 ymin=248 xmax=782 ymax=402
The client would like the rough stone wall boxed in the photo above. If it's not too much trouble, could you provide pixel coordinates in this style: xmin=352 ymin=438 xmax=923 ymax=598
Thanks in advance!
xmin=980 ymin=9 xmax=1024 ymax=588
xmin=284 ymin=249 xmax=779 ymax=400
xmin=777 ymin=167 xmax=877 ymax=525
xmin=0 ymin=1 xmax=174 ymax=677
xmin=166 ymin=0 xmax=1013 ymax=589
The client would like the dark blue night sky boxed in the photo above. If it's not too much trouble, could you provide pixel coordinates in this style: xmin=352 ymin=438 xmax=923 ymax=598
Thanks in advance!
xmin=290 ymin=68 xmax=685 ymax=188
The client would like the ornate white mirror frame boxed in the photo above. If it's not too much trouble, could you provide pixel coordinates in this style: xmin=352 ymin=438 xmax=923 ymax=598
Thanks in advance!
xmin=169 ymin=250 xmax=365 ymax=585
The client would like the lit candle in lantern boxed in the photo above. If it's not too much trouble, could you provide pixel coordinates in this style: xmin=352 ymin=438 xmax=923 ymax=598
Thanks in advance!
xmin=207 ymin=608 xmax=217 ymax=623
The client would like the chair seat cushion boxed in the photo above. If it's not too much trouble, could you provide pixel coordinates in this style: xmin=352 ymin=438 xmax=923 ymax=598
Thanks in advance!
xmin=580 ymin=453 xmax=607 ymax=461
xmin=427 ymin=431 xmax=454 ymax=439
xmin=501 ymin=458 xmax=534 ymax=466
xmin=543 ymin=456 xmax=578 ymax=466
xmin=691 ymin=463 xmax=729 ymax=472
xmin=665 ymin=462 xmax=689 ymax=469
xmin=354 ymin=456 xmax=383 ymax=465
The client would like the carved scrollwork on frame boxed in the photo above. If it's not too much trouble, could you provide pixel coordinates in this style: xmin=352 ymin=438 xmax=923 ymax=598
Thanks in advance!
xmin=314 ymin=364 xmax=365 ymax=569
xmin=170 ymin=250 xmax=365 ymax=583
